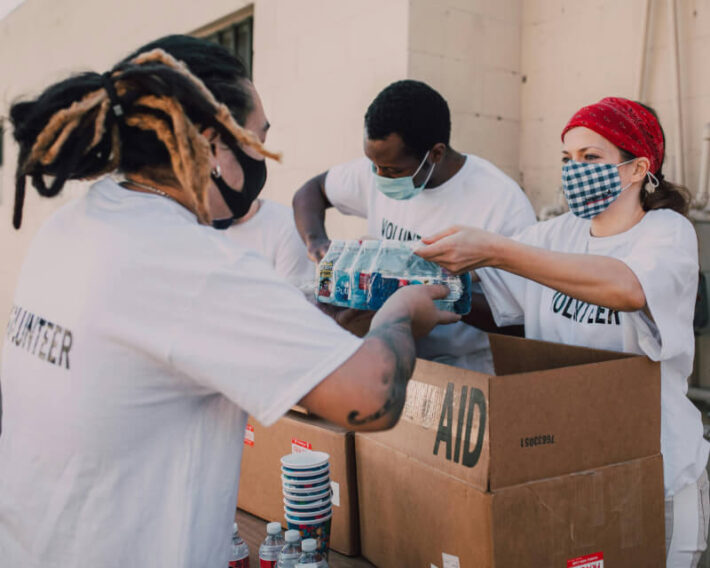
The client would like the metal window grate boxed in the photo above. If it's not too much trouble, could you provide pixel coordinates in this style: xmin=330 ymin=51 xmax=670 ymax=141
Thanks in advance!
xmin=204 ymin=16 xmax=253 ymax=79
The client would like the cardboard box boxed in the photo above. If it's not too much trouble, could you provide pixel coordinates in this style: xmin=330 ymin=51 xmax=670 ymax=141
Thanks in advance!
xmin=355 ymin=334 xmax=664 ymax=566
xmin=237 ymin=412 xmax=360 ymax=556
xmin=364 ymin=334 xmax=660 ymax=492
xmin=356 ymin=436 xmax=665 ymax=567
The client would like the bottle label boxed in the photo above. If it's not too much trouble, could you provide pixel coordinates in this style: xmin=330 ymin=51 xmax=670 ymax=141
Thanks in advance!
xmin=317 ymin=261 xmax=334 ymax=299
xmin=259 ymin=560 xmax=277 ymax=568
xmin=229 ymin=559 xmax=250 ymax=568
xmin=358 ymin=272 xmax=370 ymax=290
xmin=334 ymin=273 xmax=350 ymax=303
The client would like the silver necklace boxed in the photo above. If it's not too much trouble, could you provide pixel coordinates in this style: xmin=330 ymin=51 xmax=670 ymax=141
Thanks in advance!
xmin=121 ymin=178 xmax=170 ymax=198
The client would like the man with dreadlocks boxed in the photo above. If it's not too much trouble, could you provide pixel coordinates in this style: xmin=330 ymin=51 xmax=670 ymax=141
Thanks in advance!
xmin=293 ymin=80 xmax=537 ymax=373
xmin=0 ymin=36 xmax=458 ymax=567
xmin=125 ymin=36 xmax=313 ymax=287
xmin=126 ymin=35 xmax=314 ymax=286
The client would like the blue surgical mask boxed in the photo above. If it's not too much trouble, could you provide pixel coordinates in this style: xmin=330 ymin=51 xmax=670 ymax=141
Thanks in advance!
xmin=561 ymin=159 xmax=636 ymax=219
xmin=372 ymin=151 xmax=435 ymax=200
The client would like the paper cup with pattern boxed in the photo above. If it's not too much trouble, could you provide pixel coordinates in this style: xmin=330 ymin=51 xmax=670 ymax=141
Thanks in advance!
xmin=283 ymin=505 xmax=332 ymax=520
xmin=285 ymin=513 xmax=332 ymax=559
xmin=282 ymin=488 xmax=331 ymax=505
xmin=281 ymin=451 xmax=330 ymax=471
xmin=281 ymin=473 xmax=330 ymax=490
xmin=281 ymin=466 xmax=330 ymax=481
xmin=283 ymin=496 xmax=331 ymax=510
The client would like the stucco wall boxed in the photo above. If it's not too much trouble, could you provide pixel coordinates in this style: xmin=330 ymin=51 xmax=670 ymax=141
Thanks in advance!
xmin=407 ymin=0 xmax=522 ymax=184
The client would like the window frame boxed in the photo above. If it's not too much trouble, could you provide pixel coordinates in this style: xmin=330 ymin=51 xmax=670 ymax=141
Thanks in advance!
xmin=192 ymin=6 xmax=254 ymax=79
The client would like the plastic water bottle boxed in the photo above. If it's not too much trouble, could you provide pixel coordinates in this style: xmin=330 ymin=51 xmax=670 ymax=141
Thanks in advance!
xmin=276 ymin=529 xmax=301 ymax=568
xmin=229 ymin=522 xmax=250 ymax=568
xmin=453 ymin=271 xmax=473 ymax=314
xmin=294 ymin=538 xmax=328 ymax=568
xmin=332 ymin=240 xmax=361 ymax=307
xmin=368 ymin=240 xmax=412 ymax=310
xmin=348 ymin=240 xmax=381 ymax=309
xmin=405 ymin=242 xmax=472 ymax=314
xmin=259 ymin=522 xmax=285 ymax=568
xmin=316 ymin=241 xmax=345 ymax=304
xmin=315 ymin=239 xmax=472 ymax=315
xmin=406 ymin=245 xmax=447 ymax=308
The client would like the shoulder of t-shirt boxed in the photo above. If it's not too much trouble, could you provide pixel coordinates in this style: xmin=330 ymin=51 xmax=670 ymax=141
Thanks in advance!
xmin=326 ymin=157 xmax=371 ymax=183
xmin=640 ymin=208 xmax=697 ymax=246
xmin=511 ymin=211 xmax=580 ymax=246
xmin=258 ymin=199 xmax=293 ymax=222
xmin=462 ymin=154 xmax=531 ymax=204
xmin=463 ymin=155 xmax=518 ymax=189
xmin=257 ymin=199 xmax=305 ymax=249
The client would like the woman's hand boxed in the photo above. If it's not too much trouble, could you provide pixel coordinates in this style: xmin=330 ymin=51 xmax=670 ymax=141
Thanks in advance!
xmin=416 ymin=225 xmax=505 ymax=274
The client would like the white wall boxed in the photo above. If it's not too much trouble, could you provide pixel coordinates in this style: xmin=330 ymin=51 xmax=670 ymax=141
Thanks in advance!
xmin=408 ymin=0 xmax=523 ymax=183
xmin=253 ymin=0 xmax=408 ymax=239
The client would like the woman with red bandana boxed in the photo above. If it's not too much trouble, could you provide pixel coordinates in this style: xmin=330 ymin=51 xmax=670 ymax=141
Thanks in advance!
xmin=418 ymin=97 xmax=709 ymax=566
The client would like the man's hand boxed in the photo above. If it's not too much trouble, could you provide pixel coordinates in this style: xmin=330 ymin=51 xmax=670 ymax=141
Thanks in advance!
xmin=301 ymin=284 xmax=459 ymax=432
xmin=374 ymin=284 xmax=460 ymax=339
xmin=316 ymin=303 xmax=375 ymax=337
xmin=293 ymin=171 xmax=333 ymax=262
xmin=306 ymin=237 xmax=332 ymax=263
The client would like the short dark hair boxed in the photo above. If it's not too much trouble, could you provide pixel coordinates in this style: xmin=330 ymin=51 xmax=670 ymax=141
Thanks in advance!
xmin=364 ymin=80 xmax=451 ymax=158
xmin=123 ymin=35 xmax=252 ymax=124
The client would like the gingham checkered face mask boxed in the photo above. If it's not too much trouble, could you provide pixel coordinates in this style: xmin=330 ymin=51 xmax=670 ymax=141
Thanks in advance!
xmin=561 ymin=159 xmax=634 ymax=219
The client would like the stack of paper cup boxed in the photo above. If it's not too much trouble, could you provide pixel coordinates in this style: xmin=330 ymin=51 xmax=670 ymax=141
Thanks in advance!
xmin=281 ymin=451 xmax=332 ymax=558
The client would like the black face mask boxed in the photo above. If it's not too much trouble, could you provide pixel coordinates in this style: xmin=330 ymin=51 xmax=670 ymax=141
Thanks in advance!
xmin=210 ymin=144 xmax=267 ymax=229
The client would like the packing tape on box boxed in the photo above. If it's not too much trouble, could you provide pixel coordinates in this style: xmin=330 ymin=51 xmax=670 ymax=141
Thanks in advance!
xmin=330 ymin=481 xmax=340 ymax=507
xmin=401 ymin=380 xmax=445 ymax=429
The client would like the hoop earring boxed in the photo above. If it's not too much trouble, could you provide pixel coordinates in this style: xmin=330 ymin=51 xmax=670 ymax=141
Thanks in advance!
xmin=211 ymin=164 xmax=222 ymax=179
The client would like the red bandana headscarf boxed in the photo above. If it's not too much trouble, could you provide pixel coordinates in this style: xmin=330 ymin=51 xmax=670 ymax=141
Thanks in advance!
xmin=561 ymin=97 xmax=664 ymax=174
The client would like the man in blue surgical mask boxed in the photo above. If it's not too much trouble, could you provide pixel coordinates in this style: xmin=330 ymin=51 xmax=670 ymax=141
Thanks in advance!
xmin=293 ymin=80 xmax=536 ymax=373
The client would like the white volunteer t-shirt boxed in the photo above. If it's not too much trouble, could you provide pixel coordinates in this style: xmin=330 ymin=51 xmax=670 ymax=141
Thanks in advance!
xmin=325 ymin=155 xmax=536 ymax=372
xmin=0 ymin=178 xmax=362 ymax=568
xmin=225 ymin=199 xmax=314 ymax=286
xmin=478 ymin=209 xmax=709 ymax=496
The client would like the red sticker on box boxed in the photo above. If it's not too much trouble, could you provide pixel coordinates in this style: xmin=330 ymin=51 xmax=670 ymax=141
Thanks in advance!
xmin=567 ymin=552 xmax=603 ymax=568
xmin=291 ymin=438 xmax=312 ymax=453
xmin=244 ymin=424 xmax=254 ymax=447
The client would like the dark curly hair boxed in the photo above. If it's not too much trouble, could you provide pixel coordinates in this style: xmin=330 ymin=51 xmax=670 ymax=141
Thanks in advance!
xmin=364 ymin=80 xmax=451 ymax=159
xmin=618 ymin=102 xmax=690 ymax=216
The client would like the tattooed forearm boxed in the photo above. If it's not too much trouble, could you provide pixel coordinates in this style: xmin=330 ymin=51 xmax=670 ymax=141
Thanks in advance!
xmin=347 ymin=316 xmax=416 ymax=426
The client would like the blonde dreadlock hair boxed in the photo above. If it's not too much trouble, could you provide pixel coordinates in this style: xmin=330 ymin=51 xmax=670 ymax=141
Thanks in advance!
xmin=10 ymin=35 xmax=279 ymax=229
